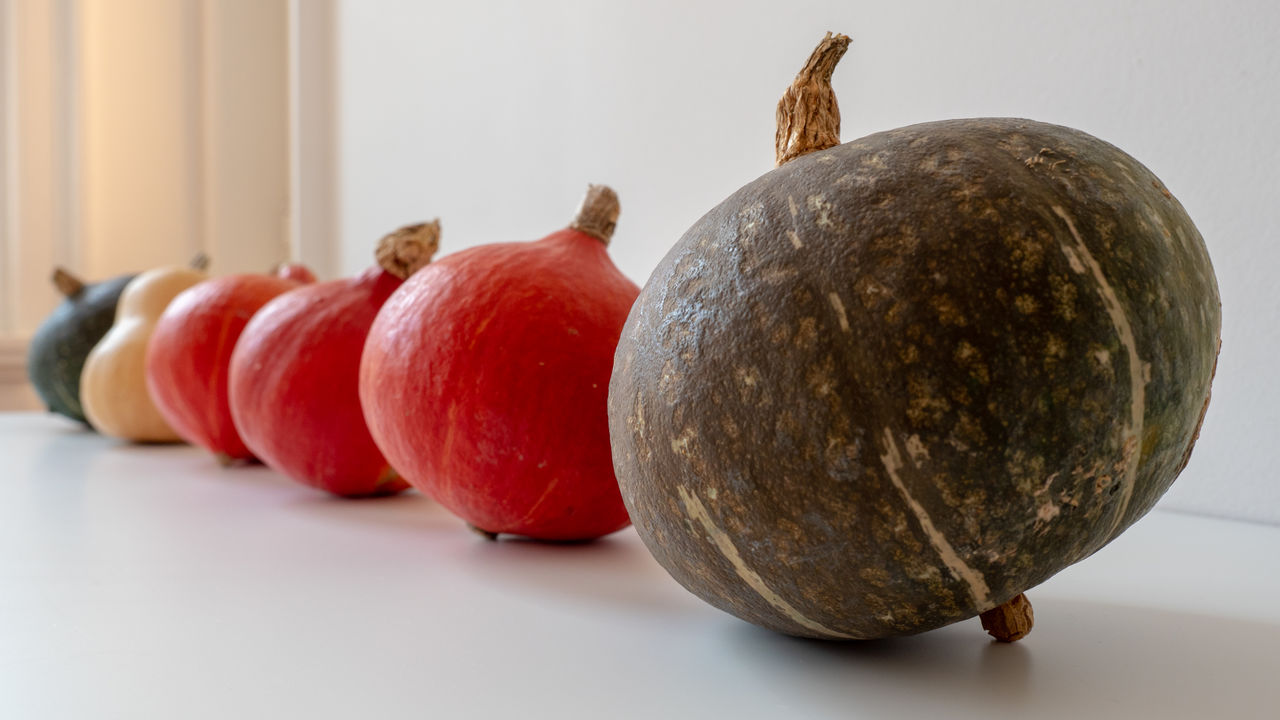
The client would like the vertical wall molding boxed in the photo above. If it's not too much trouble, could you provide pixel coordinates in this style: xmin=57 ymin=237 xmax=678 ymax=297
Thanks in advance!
xmin=288 ymin=0 xmax=338 ymax=279
xmin=0 ymin=0 xmax=78 ymax=409
xmin=0 ymin=0 xmax=14 ymax=337
xmin=3 ymin=0 xmax=80 ymax=339
xmin=52 ymin=0 xmax=81 ymax=280
xmin=184 ymin=0 xmax=208 ymax=263
xmin=199 ymin=0 xmax=291 ymax=276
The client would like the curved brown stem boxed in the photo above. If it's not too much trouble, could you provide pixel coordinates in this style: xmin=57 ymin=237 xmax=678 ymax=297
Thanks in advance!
xmin=51 ymin=267 xmax=85 ymax=298
xmin=980 ymin=592 xmax=1034 ymax=642
xmin=569 ymin=185 xmax=620 ymax=245
xmin=775 ymin=32 xmax=851 ymax=166
xmin=376 ymin=220 xmax=441 ymax=279
xmin=189 ymin=252 xmax=210 ymax=271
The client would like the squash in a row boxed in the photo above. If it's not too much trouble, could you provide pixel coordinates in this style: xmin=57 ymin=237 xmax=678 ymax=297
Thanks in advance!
xmin=27 ymin=269 xmax=135 ymax=426
xmin=607 ymin=33 xmax=1221 ymax=642
xmin=360 ymin=186 xmax=638 ymax=540
xmin=145 ymin=264 xmax=316 ymax=464
xmin=81 ymin=256 xmax=210 ymax=442
xmin=229 ymin=223 xmax=440 ymax=497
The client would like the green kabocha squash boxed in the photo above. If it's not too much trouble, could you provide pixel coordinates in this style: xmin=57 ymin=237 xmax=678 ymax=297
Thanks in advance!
xmin=607 ymin=34 xmax=1221 ymax=642
xmin=27 ymin=267 xmax=136 ymax=425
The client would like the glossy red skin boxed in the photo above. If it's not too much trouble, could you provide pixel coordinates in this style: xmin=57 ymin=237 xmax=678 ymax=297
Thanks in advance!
xmin=276 ymin=265 xmax=317 ymax=284
xmin=228 ymin=267 xmax=409 ymax=497
xmin=146 ymin=270 xmax=311 ymax=461
xmin=360 ymin=229 xmax=639 ymax=540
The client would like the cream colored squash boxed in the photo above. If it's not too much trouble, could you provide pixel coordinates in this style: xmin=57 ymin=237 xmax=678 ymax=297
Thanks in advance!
xmin=81 ymin=260 xmax=209 ymax=442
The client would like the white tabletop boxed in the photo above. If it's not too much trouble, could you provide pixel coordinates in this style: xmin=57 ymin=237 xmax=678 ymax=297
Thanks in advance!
xmin=1 ymin=412 xmax=1277 ymax=719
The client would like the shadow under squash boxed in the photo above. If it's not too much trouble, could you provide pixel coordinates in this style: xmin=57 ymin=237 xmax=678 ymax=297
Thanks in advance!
xmin=285 ymin=488 xmax=464 ymax=535
xmin=461 ymin=530 xmax=706 ymax=617
xmin=726 ymin=596 xmax=1280 ymax=719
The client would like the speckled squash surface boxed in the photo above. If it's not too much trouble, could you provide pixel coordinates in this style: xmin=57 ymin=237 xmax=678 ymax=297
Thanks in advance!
xmin=27 ymin=271 xmax=135 ymax=425
xmin=608 ymin=37 xmax=1221 ymax=640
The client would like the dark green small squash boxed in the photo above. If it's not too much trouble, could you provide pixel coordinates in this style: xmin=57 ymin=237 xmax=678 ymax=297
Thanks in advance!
xmin=27 ymin=268 xmax=136 ymax=425
xmin=608 ymin=34 xmax=1221 ymax=642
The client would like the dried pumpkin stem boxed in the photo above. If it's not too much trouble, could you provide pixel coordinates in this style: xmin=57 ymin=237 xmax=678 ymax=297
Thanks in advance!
xmin=775 ymin=32 xmax=851 ymax=166
xmin=980 ymin=592 xmax=1034 ymax=642
xmin=569 ymin=184 xmax=620 ymax=245
xmin=189 ymin=252 xmax=210 ymax=272
xmin=376 ymin=219 xmax=441 ymax=280
xmin=51 ymin=267 xmax=85 ymax=298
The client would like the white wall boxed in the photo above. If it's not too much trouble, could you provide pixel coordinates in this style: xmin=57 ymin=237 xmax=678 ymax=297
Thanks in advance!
xmin=336 ymin=0 xmax=1280 ymax=525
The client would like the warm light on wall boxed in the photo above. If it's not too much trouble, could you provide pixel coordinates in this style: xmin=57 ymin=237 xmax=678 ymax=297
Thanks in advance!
xmin=80 ymin=0 xmax=206 ymax=278
xmin=0 ymin=0 xmax=323 ymax=410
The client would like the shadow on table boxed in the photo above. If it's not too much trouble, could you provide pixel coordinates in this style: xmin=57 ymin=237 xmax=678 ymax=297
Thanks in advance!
xmin=284 ymin=488 xmax=465 ymax=534
xmin=459 ymin=531 xmax=705 ymax=617
xmin=726 ymin=596 xmax=1280 ymax=718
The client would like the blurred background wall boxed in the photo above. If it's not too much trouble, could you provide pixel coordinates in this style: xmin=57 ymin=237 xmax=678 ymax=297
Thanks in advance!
xmin=1 ymin=0 xmax=1277 ymax=524
xmin=0 ymin=0 xmax=314 ymax=409
xmin=1 ymin=0 xmax=297 ymax=337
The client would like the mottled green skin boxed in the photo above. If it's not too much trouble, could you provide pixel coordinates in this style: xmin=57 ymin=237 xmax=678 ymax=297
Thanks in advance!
xmin=608 ymin=118 xmax=1220 ymax=639
xmin=27 ymin=274 xmax=135 ymax=425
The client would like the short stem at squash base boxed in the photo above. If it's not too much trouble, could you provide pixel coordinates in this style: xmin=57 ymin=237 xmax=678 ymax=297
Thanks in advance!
xmin=376 ymin=220 xmax=441 ymax=280
xmin=468 ymin=523 xmax=500 ymax=541
xmin=569 ymin=184 xmax=620 ymax=245
xmin=51 ymin=267 xmax=85 ymax=298
xmin=980 ymin=592 xmax=1034 ymax=642
xmin=775 ymin=32 xmax=851 ymax=166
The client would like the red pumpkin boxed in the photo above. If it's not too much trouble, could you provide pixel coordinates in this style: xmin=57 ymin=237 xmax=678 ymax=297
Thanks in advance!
xmin=360 ymin=186 xmax=638 ymax=540
xmin=228 ymin=223 xmax=440 ymax=497
xmin=275 ymin=264 xmax=317 ymax=285
xmin=146 ymin=264 xmax=314 ymax=464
